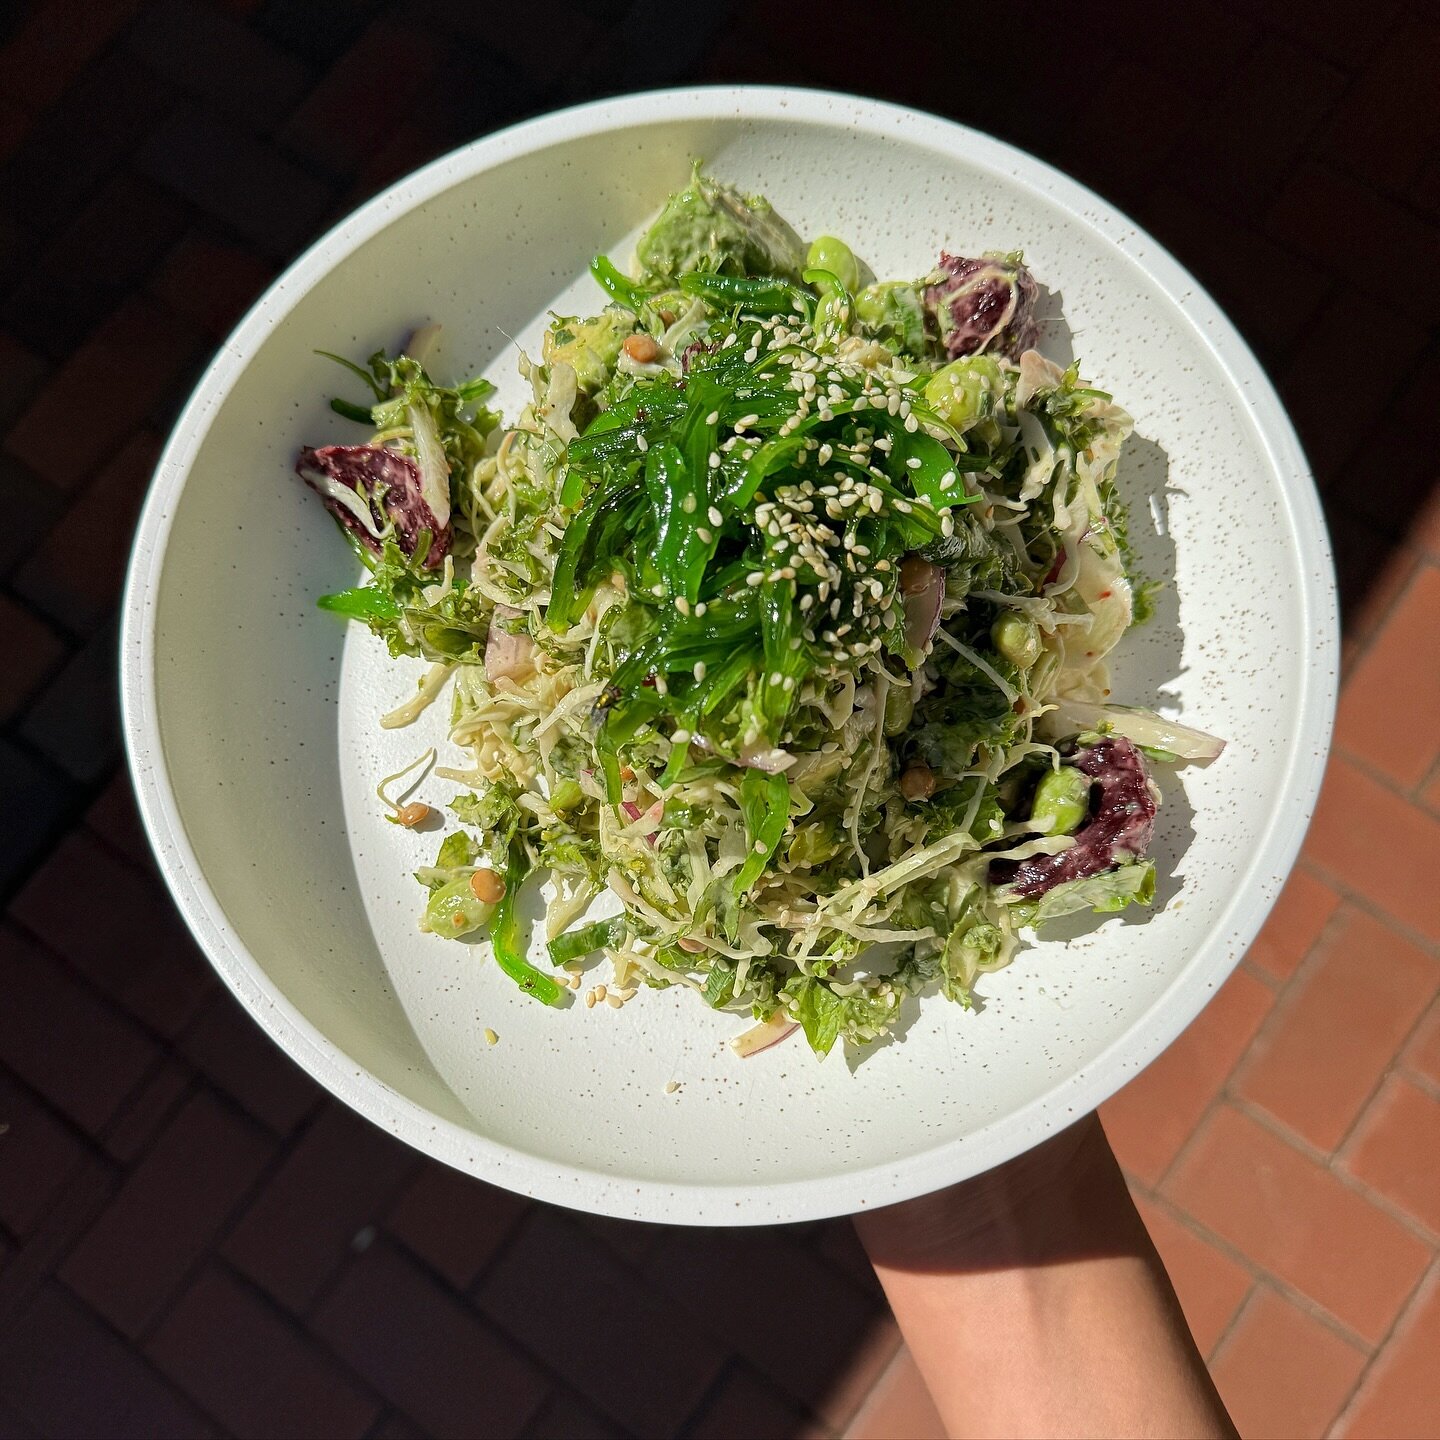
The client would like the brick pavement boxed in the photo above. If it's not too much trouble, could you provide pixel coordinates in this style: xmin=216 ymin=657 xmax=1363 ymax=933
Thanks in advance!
xmin=0 ymin=2 xmax=1437 ymax=1436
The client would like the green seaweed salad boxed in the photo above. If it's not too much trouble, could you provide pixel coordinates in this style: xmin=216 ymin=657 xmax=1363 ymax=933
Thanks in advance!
xmin=297 ymin=168 xmax=1223 ymax=1058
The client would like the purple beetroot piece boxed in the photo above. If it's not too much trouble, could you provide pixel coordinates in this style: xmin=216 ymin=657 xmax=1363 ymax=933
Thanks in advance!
xmin=989 ymin=736 xmax=1156 ymax=898
xmin=921 ymin=252 xmax=1039 ymax=360
xmin=297 ymin=444 xmax=450 ymax=568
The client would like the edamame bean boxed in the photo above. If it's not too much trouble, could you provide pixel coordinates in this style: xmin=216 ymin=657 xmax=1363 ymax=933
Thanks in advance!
xmin=1030 ymin=767 xmax=1091 ymax=836
xmin=805 ymin=235 xmax=860 ymax=294
xmin=923 ymin=355 xmax=1003 ymax=431
xmin=991 ymin=611 xmax=1041 ymax=669
xmin=425 ymin=876 xmax=495 ymax=936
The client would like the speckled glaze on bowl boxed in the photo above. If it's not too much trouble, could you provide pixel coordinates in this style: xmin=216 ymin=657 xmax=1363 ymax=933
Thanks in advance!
xmin=121 ymin=89 xmax=1337 ymax=1224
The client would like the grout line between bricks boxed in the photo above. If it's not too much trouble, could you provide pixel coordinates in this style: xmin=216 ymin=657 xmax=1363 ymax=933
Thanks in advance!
xmin=1326 ymin=1255 xmax=1440 ymax=1439
xmin=1204 ymin=1277 xmax=1257 ymax=1367
xmin=1148 ymin=894 xmax=1352 ymax=1197
xmin=1327 ymin=974 xmax=1440 ymax=1164
xmin=48 ymin=1275 xmax=237 ymax=1439
xmin=1226 ymin=1093 xmax=1440 ymax=1250
xmin=1131 ymin=1176 xmax=1384 ymax=1356
xmin=1295 ymin=858 xmax=1440 ymax=961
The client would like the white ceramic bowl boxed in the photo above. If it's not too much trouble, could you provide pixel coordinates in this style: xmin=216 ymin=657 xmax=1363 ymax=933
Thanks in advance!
xmin=122 ymin=88 xmax=1337 ymax=1224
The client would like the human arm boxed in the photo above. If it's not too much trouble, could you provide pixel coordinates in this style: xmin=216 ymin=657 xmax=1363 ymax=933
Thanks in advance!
xmin=854 ymin=1116 xmax=1236 ymax=1439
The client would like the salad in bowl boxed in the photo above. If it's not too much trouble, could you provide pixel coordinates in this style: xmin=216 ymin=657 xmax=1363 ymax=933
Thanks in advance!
xmin=298 ymin=167 xmax=1222 ymax=1059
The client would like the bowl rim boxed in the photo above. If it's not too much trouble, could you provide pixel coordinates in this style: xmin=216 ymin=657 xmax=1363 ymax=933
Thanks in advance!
xmin=121 ymin=84 xmax=1338 ymax=1224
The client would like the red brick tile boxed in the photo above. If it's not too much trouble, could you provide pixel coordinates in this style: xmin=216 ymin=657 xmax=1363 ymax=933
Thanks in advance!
xmin=1403 ymin=997 xmax=1440 ymax=1087
xmin=1319 ymin=15 xmax=1440 ymax=194
xmin=1341 ymin=1076 xmax=1440 ymax=1234
xmin=1265 ymin=165 xmax=1440 ymax=322
xmin=1101 ymin=968 xmax=1273 ymax=1184
xmin=60 ymin=1091 xmax=273 ymax=1339
xmin=366 ymin=1413 xmax=424 ymax=1440
xmin=1304 ymin=757 xmax=1440 ymax=941
xmin=1246 ymin=869 xmax=1343 ymax=983
xmin=147 ymin=1266 xmax=379 ymax=1439
xmin=311 ymin=1243 xmax=548 ymax=1437
xmin=1235 ymin=908 xmax=1437 ymax=1152
xmin=10 ymin=830 xmax=216 ymax=1036
xmin=640 ymin=1227 xmax=879 ymax=1418
xmin=0 ymin=335 xmax=48 ymax=435
xmin=1415 ymin=484 xmax=1440 ymax=564
xmin=1210 ymin=1286 xmax=1368 ymax=1439
xmin=383 ymin=1163 xmax=527 ymax=1290
xmin=17 ymin=612 xmax=121 ymax=783
xmin=223 ymin=1104 xmax=416 ymax=1312
xmin=125 ymin=0 xmax=311 ymax=124
xmin=0 ymin=596 xmax=65 ymax=722
xmin=4 ymin=298 xmax=200 ymax=490
xmin=100 ymin=1058 xmax=193 ymax=1164
xmin=0 ymin=99 xmax=30 ymax=166
xmin=689 ymin=1363 xmax=813 ymax=1440
xmin=1132 ymin=1195 xmax=1253 ymax=1356
xmin=0 ymin=1072 xmax=91 ymax=1240
xmin=0 ymin=0 xmax=146 ymax=116
xmin=178 ymin=997 xmax=319 ymax=1136
xmin=279 ymin=20 xmax=449 ymax=178
xmin=520 ymin=1390 xmax=622 ymax=1440
xmin=1335 ymin=566 xmax=1440 ymax=787
xmin=845 ymin=1347 xmax=946 ymax=1440
xmin=1342 ymin=358 xmax=1440 ymax=540
xmin=1282 ymin=299 xmax=1429 ymax=489
xmin=1 ymin=51 xmax=173 ymax=244
xmin=1132 ymin=185 xmax=1331 ymax=361
xmin=13 ymin=430 xmax=160 ymax=634
xmin=1163 ymin=1105 xmax=1430 ymax=1342
xmin=138 ymin=105 xmax=333 ymax=258
xmin=1174 ymin=36 xmax=1347 ymax=213
xmin=1341 ymin=539 xmax=1422 ymax=674
xmin=147 ymin=232 xmax=274 ymax=338
xmin=0 ymin=925 xmax=157 ymax=1135
xmin=0 ymin=1284 xmax=215 ymax=1438
xmin=2 ymin=174 xmax=190 ymax=359
xmin=0 ymin=738 xmax=79 ymax=894
xmin=1336 ymin=1266 xmax=1440 ymax=1439
xmin=0 ymin=461 xmax=63 ymax=590
xmin=478 ymin=1211 xmax=726 ymax=1435
xmin=85 ymin=773 xmax=155 ymax=872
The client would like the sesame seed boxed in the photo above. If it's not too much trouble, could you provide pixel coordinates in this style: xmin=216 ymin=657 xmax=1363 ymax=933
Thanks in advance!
xmin=753 ymin=840 xmax=767 ymax=854
xmin=694 ymin=601 xmax=707 ymax=616
xmin=594 ymin=984 xmax=608 ymax=1001
xmin=906 ymin=456 xmax=922 ymax=470
xmin=693 ymin=660 xmax=707 ymax=681
xmin=665 ymin=1080 xmax=679 ymax=1094
xmin=708 ymin=452 xmax=721 ymax=469
xmin=746 ymin=571 xmax=764 ymax=586
xmin=744 ymin=347 xmax=758 ymax=362
xmin=705 ymin=410 xmax=719 ymax=425
xmin=708 ymin=506 xmax=724 ymax=526
xmin=606 ymin=993 xmax=623 ymax=1008
xmin=484 ymin=1027 xmax=499 ymax=1045
xmin=672 ymin=727 xmax=692 ymax=744
xmin=585 ymin=990 xmax=596 ymax=1008
xmin=655 ymin=675 xmax=669 ymax=695
xmin=904 ymin=413 xmax=919 ymax=432
xmin=696 ymin=527 xmax=713 ymax=543
xmin=637 ymin=435 xmax=649 ymax=452
xmin=674 ymin=596 xmax=690 ymax=615
xmin=682 ymin=493 xmax=697 ymax=512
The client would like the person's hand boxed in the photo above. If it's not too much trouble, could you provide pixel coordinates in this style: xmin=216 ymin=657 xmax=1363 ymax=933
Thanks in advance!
xmin=853 ymin=1116 xmax=1236 ymax=1440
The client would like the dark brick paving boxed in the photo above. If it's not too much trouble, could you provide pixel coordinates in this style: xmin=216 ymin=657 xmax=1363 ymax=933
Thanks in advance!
xmin=0 ymin=1 xmax=1435 ymax=1435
